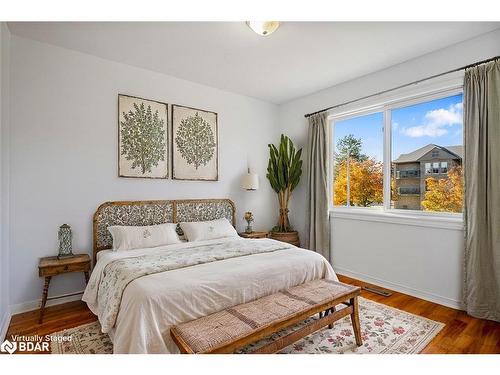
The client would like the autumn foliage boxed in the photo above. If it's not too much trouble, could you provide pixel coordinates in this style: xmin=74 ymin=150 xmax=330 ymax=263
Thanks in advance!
xmin=421 ymin=166 xmax=463 ymax=213
xmin=334 ymin=159 xmax=383 ymax=207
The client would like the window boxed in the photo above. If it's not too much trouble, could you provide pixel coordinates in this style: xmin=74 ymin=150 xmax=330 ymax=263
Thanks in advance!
xmin=332 ymin=112 xmax=383 ymax=208
xmin=432 ymin=162 xmax=440 ymax=174
xmin=392 ymin=93 xmax=463 ymax=212
xmin=425 ymin=163 xmax=432 ymax=174
xmin=331 ymin=90 xmax=464 ymax=214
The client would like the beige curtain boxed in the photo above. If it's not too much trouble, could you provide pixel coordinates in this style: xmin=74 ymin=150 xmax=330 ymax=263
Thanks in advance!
xmin=463 ymin=59 xmax=500 ymax=322
xmin=305 ymin=112 xmax=330 ymax=260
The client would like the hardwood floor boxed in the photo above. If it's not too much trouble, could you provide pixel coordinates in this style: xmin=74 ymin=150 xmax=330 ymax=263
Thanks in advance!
xmin=5 ymin=300 xmax=96 ymax=354
xmin=4 ymin=275 xmax=500 ymax=354
xmin=338 ymin=276 xmax=500 ymax=354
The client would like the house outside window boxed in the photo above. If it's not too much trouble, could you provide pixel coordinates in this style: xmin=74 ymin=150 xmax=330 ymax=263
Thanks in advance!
xmin=393 ymin=145 xmax=462 ymax=210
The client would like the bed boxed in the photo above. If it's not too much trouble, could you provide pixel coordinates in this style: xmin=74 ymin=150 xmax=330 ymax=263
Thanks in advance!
xmin=82 ymin=199 xmax=337 ymax=354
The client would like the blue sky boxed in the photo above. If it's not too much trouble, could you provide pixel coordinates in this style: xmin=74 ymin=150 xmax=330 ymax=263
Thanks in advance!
xmin=333 ymin=94 xmax=463 ymax=162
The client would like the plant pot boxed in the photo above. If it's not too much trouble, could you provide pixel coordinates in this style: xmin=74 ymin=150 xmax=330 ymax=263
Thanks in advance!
xmin=269 ymin=231 xmax=300 ymax=247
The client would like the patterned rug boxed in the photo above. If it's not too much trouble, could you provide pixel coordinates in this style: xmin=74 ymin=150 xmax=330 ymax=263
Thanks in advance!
xmin=51 ymin=297 xmax=444 ymax=354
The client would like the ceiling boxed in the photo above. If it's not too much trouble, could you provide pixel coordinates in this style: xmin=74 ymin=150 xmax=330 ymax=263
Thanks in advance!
xmin=7 ymin=22 xmax=500 ymax=103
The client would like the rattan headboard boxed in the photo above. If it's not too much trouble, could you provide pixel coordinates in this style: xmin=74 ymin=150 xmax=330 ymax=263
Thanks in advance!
xmin=92 ymin=199 xmax=236 ymax=264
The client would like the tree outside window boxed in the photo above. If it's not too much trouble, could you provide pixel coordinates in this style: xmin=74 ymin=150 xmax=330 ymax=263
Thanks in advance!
xmin=333 ymin=111 xmax=384 ymax=208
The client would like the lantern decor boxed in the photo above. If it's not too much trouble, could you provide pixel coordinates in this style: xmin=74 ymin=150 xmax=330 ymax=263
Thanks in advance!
xmin=57 ymin=224 xmax=74 ymax=259
xmin=244 ymin=212 xmax=254 ymax=234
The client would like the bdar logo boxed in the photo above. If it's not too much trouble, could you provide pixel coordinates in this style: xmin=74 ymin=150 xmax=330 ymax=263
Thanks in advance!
xmin=1 ymin=339 xmax=17 ymax=354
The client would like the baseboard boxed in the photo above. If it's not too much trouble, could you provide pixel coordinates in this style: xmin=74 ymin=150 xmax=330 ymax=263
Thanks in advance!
xmin=1 ymin=310 xmax=11 ymax=341
xmin=335 ymin=266 xmax=464 ymax=310
xmin=9 ymin=290 xmax=85 ymax=315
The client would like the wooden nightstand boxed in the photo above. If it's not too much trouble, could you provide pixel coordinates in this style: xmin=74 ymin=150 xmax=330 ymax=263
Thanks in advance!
xmin=239 ymin=231 xmax=269 ymax=239
xmin=38 ymin=254 xmax=91 ymax=324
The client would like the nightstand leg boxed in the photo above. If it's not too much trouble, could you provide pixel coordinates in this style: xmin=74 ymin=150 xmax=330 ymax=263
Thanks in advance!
xmin=84 ymin=271 xmax=90 ymax=284
xmin=39 ymin=276 xmax=51 ymax=324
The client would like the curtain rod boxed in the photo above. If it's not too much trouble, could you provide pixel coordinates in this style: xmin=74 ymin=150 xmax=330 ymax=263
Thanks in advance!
xmin=304 ymin=55 xmax=500 ymax=119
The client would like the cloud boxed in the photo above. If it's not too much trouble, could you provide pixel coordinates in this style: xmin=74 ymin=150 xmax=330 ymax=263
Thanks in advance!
xmin=402 ymin=123 xmax=448 ymax=137
xmin=401 ymin=102 xmax=462 ymax=138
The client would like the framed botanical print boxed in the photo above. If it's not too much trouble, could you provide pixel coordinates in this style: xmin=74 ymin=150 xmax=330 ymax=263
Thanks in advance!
xmin=118 ymin=94 xmax=169 ymax=179
xmin=172 ymin=104 xmax=218 ymax=181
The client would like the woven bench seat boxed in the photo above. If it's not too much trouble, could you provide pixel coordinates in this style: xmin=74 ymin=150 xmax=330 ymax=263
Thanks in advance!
xmin=170 ymin=279 xmax=362 ymax=354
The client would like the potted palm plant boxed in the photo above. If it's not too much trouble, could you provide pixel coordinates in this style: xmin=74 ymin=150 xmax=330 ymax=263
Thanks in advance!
xmin=266 ymin=134 xmax=303 ymax=246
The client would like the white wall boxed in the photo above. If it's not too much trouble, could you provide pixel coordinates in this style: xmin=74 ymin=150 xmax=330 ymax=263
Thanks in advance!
xmin=277 ymin=28 xmax=500 ymax=308
xmin=1 ymin=22 xmax=11 ymax=338
xmin=9 ymin=36 xmax=280 ymax=311
xmin=331 ymin=217 xmax=464 ymax=308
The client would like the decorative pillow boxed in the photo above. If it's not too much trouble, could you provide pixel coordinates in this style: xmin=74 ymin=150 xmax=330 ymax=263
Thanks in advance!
xmin=108 ymin=223 xmax=182 ymax=251
xmin=180 ymin=218 xmax=238 ymax=242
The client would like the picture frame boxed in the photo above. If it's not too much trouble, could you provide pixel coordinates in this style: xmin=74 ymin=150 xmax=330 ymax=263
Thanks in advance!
xmin=118 ymin=94 xmax=169 ymax=179
xmin=172 ymin=104 xmax=218 ymax=181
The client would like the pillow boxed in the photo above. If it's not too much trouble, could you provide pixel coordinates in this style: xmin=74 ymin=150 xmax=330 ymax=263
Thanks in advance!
xmin=108 ymin=223 xmax=182 ymax=251
xmin=180 ymin=218 xmax=238 ymax=242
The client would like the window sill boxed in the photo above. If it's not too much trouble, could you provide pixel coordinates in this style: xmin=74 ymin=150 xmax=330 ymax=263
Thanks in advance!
xmin=329 ymin=207 xmax=464 ymax=231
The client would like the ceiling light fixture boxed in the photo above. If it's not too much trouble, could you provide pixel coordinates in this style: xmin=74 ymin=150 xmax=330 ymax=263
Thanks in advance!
xmin=246 ymin=21 xmax=280 ymax=37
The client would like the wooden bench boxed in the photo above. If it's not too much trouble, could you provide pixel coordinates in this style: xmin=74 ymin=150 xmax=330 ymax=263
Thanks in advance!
xmin=170 ymin=279 xmax=362 ymax=354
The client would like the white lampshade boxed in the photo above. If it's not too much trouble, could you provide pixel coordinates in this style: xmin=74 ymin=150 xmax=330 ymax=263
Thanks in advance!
xmin=241 ymin=172 xmax=259 ymax=190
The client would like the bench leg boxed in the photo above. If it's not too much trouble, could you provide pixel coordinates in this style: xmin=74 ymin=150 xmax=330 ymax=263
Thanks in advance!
xmin=350 ymin=296 xmax=362 ymax=346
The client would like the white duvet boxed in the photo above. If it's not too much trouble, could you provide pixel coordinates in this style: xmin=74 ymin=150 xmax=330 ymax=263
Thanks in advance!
xmin=83 ymin=237 xmax=337 ymax=354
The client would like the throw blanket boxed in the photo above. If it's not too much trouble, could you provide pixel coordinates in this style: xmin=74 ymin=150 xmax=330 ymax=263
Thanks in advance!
xmin=84 ymin=239 xmax=295 ymax=332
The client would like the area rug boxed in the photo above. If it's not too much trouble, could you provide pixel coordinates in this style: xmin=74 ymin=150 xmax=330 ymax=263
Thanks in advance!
xmin=51 ymin=297 xmax=444 ymax=354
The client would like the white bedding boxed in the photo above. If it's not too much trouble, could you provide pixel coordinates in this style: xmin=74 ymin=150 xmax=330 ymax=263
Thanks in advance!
xmin=83 ymin=237 xmax=337 ymax=354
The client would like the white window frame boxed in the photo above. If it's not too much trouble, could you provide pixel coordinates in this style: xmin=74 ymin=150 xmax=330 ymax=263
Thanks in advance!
xmin=328 ymin=72 xmax=464 ymax=230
